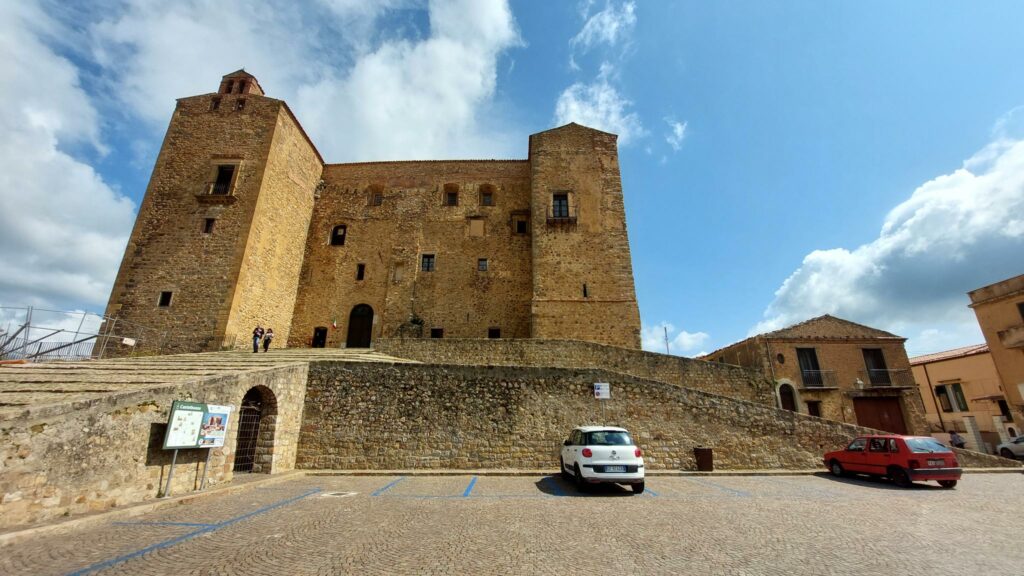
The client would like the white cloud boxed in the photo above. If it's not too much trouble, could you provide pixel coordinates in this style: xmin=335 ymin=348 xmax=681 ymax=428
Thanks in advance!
xmin=641 ymin=322 xmax=710 ymax=357
xmin=664 ymin=118 xmax=687 ymax=151
xmin=554 ymin=63 xmax=645 ymax=144
xmin=0 ymin=1 xmax=135 ymax=310
xmin=754 ymin=117 xmax=1024 ymax=355
xmin=89 ymin=0 xmax=524 ymax=161
xmin=571 ymin=0 xmax=636 ymax=52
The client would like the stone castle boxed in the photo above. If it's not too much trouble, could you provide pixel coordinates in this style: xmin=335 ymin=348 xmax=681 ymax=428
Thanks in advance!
xmin=104 ymin=70 xmax=641 ymax=352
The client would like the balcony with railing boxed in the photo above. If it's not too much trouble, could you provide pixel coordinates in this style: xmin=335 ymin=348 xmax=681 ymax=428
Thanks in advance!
xmin=799 ymin=369 xmax=838 ymax=389
xmin=546 ymin=205 xmax=578 ymax=224
xmin=196 ymin=181 xmax=237 ymax=204
xmin=858 ymin=368 xmax=916 ymax=388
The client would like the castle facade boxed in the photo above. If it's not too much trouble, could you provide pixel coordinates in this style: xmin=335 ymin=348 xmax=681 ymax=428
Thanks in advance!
xmin=104 ymin=70 xmax=641 ymax=352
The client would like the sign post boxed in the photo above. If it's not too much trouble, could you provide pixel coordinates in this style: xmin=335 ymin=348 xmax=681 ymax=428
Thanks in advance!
xmin=161 ymin=401 xmax=232 ymax=497
xmin=594 ymin=382 xmax=610 ymax=422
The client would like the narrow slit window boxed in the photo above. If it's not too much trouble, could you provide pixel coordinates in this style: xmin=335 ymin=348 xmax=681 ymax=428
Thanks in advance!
xmin=158 ymin=291 xmax=173 ymax=307
xmin=582 ymin=283 xmax=589 ymax=298
xmin=356 ymin=263 xmax=366 ymax=281
xmin=203 ymin=218 xmax=216 ymax=234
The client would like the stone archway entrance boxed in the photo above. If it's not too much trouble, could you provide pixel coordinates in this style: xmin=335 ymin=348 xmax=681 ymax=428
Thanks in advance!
xmin=346 ymin=304 xmax=374 ymax=348
xmin=779 ymin=383 xmax=797 ymax=412
xmin=233 ymin=386 xmax=278 ymax=473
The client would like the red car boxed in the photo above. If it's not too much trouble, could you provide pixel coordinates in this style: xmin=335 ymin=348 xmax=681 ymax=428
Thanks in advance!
xmin=823 ymin=435 xmax=962 ymax=489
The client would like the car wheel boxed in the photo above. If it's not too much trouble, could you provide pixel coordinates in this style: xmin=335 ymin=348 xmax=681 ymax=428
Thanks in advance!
xmin=573 ymin=464 xmax=587 ymax=492
xmin=1000 ymin=448 xmax=1015 ymax=459
xmin=829 ymin=460 xmax=845 ymax=477
xmin=559 ymin=457 xmax=572 ymax=481
xmin=890 ymin=467 xmax=911 ymax=488
xmin=938 ymin=480 xmax=957 ymax=489
xmin=632 ymin=481 xmax=645 ymax=495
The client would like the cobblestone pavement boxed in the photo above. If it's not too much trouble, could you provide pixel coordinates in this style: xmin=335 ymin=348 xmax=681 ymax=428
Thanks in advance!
xmin=1 ymin=473 xmax=1021 ymax=575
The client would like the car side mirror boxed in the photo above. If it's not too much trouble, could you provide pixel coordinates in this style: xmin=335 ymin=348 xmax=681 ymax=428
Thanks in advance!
xmin=563 ymin=439 xmax=571 ymax=446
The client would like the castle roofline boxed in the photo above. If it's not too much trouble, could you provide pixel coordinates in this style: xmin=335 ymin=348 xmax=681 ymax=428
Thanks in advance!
xmin=325 ymin=158 xmax=528 ymax=167
xmin=529 ymin=122 xmax=618 ymax=139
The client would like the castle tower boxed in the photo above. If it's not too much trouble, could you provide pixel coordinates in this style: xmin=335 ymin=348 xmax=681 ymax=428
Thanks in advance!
xmin=527 ymin=123 xmax=642 ymax=348
xmin=104 ymin=71 xmax=323 ymax=353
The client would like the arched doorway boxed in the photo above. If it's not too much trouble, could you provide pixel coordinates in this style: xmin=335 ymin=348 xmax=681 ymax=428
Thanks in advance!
xmin=233 ymin=386 xmax=278 ymax=473
xmin=778 ymin=383 xmax=797 ymax=412
xmin=346 ymin=304 xmax=374 ymax=348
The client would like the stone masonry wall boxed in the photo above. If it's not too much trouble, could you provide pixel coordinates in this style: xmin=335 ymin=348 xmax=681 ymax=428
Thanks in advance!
xmin=298 ymin=362 xmax=886 ymax=470
xmin=376 ymin=338 xmax=774 ymax=405
xmin=289 ymin=161 xmax=533 ymax=348
xmin=0 ymin=364 xmax=307 ymax=530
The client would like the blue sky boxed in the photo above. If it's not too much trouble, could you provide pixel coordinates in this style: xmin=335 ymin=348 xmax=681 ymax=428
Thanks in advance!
xmin=2 ymin=0 xmax=1023 ymax=356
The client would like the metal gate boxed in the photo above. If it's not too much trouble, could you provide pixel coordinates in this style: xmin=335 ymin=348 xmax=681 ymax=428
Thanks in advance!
xmin=233 ymin=402 xmax=262 ymax=473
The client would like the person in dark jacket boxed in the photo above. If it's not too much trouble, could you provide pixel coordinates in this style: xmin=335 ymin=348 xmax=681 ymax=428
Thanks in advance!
xmin=252 ymin=325 xmax=264 ymax=353
xmin=262 ymin=328 xmax=274 ymax=352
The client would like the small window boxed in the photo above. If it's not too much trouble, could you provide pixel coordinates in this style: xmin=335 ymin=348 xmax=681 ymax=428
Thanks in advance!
xmin=202 ymin=218 xmax=216 ymax=234
xmin=330 ymin=225 xmax=347 ymax=246
xmin=477 ymin=258 xmax=488 ymax=271
xmin=158 ymin=291 xmax=173 ymax=307
xmin=443 ymin=183 xmax=459 ymax=206
xmin=368 ymin=185 xmax=384 ymax=206
xmin=210 ymin=96 xmax=221 ymax=111
xmin=238 ymin=80 xmax=247 ymax=93
xmin=225 ymin=80 xmax=235 ymax=94
xmin=235 ymin=98 xmax=246 ymax=111
xmin=421 ymin=254 xmax=435 ymax=272
xmin=582 ymin=283 xmax=589 ymax=298
xmin=356 ymin=263 xmax=365 ymax=281
xmin=775 ymin=353 xmax=785 ymax=364
xmin=552 ymin=193 xmax=570 ymax=218
xmin=935 ymin=385 xmax=953 ymax=413
xmin=430 ymin=328 xmax=444 ymax=338
xmin=1018 ymin=301 xmax=1024 ymax=322
xmin=805 ymin=401 xmax=821 ymax=417
xmin=488 ymin=327 xmax=501 ymax=339
xmin=211 ymin=165 xmax=235 ymax=195
xmin=480 ymin=184 xmax=496 ymax=206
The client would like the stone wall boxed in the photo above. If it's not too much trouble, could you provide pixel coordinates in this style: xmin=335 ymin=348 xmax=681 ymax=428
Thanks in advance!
xmin=288 ymin=160 xmax=534 ymax=348
xmin=375 ymin=338 xmax=774 ymax=405
xmin=0 ymin=364 xmax=307 ymax=530
xmin=297 ymin=362 xmax=886 ymax=471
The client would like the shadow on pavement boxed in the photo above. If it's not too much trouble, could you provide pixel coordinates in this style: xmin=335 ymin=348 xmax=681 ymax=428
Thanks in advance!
xmin=813 ymin=471 xmax=948 ymax=491
xmin=534 ymin=475 xmax=638 ymax=497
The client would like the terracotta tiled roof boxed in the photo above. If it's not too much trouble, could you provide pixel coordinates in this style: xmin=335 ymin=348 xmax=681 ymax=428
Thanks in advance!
xmin=909 ymin=343 xmax=989 ymax=365
xmin=760 ymin=314 xmax=903 ymax=340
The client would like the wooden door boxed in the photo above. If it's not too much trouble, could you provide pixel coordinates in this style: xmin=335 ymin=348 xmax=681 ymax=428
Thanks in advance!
xmin=853 ymin=398 xmax=908 ymax=434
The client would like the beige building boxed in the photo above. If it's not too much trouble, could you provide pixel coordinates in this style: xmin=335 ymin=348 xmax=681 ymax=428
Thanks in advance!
xmin=910 ymin=344 xmax=1016 ymax=452
xmin=104 ymin=70 xmax=641 ymax=353
xmin=704 ymin=315 xmax=927 ymax=435
xmin=969 ymin=273 xmax=1024 ymax=425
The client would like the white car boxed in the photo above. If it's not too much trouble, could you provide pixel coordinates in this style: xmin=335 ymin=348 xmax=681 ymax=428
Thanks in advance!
xmin=996 ymin=436 xmax=1024 ymax=460
xmin=560 ymin=426 xmax=645 ymax=493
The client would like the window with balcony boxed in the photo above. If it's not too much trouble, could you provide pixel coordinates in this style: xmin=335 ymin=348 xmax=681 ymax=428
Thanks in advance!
xmin=796 ymin=348 xmax=823 ymax=387
xmin=862 ymin=348 xmax=891 ymax=385
xmin=552 ymin=193 xmax=569 ymax=218
xmin=211 ymin=165 xmax=235 ymax=195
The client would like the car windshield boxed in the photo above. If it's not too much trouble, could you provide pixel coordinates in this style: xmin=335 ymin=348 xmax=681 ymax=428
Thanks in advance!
xmin=584 ymin=431 xmax=633 ymax=446
xmin=904 ymin=437 xmax=953 ymax=453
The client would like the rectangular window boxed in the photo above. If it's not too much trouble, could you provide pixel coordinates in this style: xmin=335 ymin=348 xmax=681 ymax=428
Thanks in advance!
xmin=863 ymin=348 xmax=890 ymax=385
xmin=488 ymin=327 xmax=501 ymax=339
xmin=481 ymin=191 xmax=494 ymax=206
xmin=158 ymin=291 xmax=173 ymax=307
xmin=514 ymin=218 xmax=528 ymax=235
xmin=949 ymin=382 xmax=968 ymax=411
xmin=369 ymin=192 xmax=383 ymax=206
xmin=797 ymin=348 xmax=822 ymax=387
xmin=935 ymin=385 xmax=953 ymax=413
xmin=203 ymin=218 xmax=216 ymax=234
xmin=477 ymin=258 xmax=488 ymax=271
xmin=330 ymin=225 xmax=347 ymax=246
xmin=421 ymin=254 xmax=435 ymax=272
xmin=1018 ymin=301 xmax=1024 ymax=322
xmin=356 ymin=263 xmax=365 ymax=281
xmin=430 ymin=328 xmax=444 ymax=338
xmin=445 ymin=191 xmax=458 ymax=206
xmin=806 ymin=401 xmax=821 ymax=417
xmin=552 ymin=193 xmax=569 ymax=218
xmin=212 ymin=165 xmax=235 ymax=195
xmin=999 ymin=399 xmax=1013 ymax=422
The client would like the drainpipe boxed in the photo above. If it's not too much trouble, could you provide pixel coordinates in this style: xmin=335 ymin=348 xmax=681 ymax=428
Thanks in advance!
xmin=921 ymin=363 xmax=945 ymax=432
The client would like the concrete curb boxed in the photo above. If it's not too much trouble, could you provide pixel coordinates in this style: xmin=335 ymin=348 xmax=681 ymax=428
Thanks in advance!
xmin=0 ymin=470 xmax=306 ymax=548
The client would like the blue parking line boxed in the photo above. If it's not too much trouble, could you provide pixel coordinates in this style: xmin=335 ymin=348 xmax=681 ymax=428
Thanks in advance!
xmin=66 ymin=488 xmax=320 ymax=576
xmin=112 ymin=521 xmax=216 ymax=528
xmin=644 ymin=487 xmax=659 ymax=497
xmin=463 ymin=476 xmax=478 ymax=497
xmin=684 ymin=477 xmax=751 ymax=497
xmin=371 ymin=476 xmax=406 ymax=496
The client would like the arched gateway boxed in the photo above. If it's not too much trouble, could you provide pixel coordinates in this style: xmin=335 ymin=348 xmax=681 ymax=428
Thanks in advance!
xmin=346 ymin=304 xmax=374 ymax=348
xmin=233 ymin=386 xmax=278 ymax=473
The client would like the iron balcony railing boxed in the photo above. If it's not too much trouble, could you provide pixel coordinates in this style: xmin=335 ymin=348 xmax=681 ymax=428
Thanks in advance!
xmin=205 ymin=181 xmax=232 ymax=195
xmin=859 ymin=368 xmax=916 ymax=387
xmin=546 ymin=205 xmax=578 ymax=224
xmin=800 ymin=369 xmax=838 ymax=388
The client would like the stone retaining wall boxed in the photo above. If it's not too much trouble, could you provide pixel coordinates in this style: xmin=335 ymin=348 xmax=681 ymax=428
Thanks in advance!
xmin=0 ymin=364 xmax=307 ymax=530
xmin=298 ymin=362 xmax=883 ymax=471
xmin=376 ymin=338 xmax=773 ymax=405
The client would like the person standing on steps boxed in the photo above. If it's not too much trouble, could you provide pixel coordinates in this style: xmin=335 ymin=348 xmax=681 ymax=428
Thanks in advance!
xmin=252 ymin=325 xmax=264 ymax=353
xmin=262 ymin=328 xmax=274 ymax=352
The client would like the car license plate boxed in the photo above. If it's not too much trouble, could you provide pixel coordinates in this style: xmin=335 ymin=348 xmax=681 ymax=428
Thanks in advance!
xmin=928 ymin=459 xmax=943 ymax=467
xmin=605 ymin=466 xmax=626 ymax=473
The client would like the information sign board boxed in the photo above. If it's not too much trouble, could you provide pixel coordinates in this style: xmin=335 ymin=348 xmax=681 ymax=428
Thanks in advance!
xmin=163 ymin=401 xmax=233 ymax=449
xmin=594 ymin=382 xmax=610 ymax=400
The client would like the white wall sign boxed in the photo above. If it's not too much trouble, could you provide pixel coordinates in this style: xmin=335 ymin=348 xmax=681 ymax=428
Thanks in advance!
xmin=594 ymin=382 xmax=610 ymax=400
